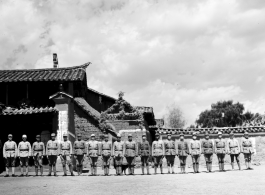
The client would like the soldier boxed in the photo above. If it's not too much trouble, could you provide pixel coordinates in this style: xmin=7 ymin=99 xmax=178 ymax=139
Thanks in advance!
xmin=101 ymin=134 xmax=112 ymax=176
xmin=227 ymin=131 xmax=241 ymax=170
xmin=124 ymin=134 xmax=138 ymax=175
xmin=152 ymin=133 xmax=165 ymax=174
xmin=214 ymin=132 xmax=227 ymax=172
xmin=190 ymin=132 xmax=201 ymax=173
xmin=177 ymin=133 xmax=189 ymax=174
xmin=112 ymin=133 xmax=124 ymax=176
xmin=46 ymin=133 xmax=59 ymax=176
xmin=18 ymin=135 xmax=31 ymax=177
xmin=32 ymin=135 xmax=45 ymax=176
xmin=73 ymin=133 xmax=86 ymax=176
xmin=60 ymin=133 xmax=74 ymax=176
xmin=201 ymin=131 xmax=214 ymax=173
xmin=87 ymin=134 xmax=100 ymax=176
xmin=138 ymin=134 xmax=151 ymax=175
xmin=164 ymin=133 xmax=176 ymax=174
xmin=241 ymin=131 xmax=254 ymax=170
xmin=3 ymin=134 xmax=17 ymax=177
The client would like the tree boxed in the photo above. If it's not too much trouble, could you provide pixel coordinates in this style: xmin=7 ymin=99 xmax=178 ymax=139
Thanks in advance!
xmin=196 ymin=100 xmax=249 ymax=127
xmin=164 ymin=103 xmax=186 ymax=128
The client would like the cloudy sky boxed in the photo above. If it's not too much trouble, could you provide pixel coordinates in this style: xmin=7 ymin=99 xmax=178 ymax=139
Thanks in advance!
xmin=1 ymin=0 xmax=265 ymax=125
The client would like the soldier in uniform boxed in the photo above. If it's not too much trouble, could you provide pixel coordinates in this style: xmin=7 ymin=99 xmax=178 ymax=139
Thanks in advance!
xmin=201 ymin=131 xmax=214 ymax=173
xmin=189 ymin=132 xmax=201 ymax=173
xmin=87 ymin=134 xmax=100 ymax=176
xmin=241 ymin=131 xmax=254 ymax=170
xmin=177 ymin=133 xmax=189 ymax=174
xmin=73 ymin=133 xmax=86 ymax=176
xmin=138 ymin=134 xmax=151 ymax=175
xmin=112 ymin=133 xmax=124 ymax=176
xmin=152 ymin=133 xmax=165 ymax=174
xmin=60 ymin=133 xmax=74 ymax=176
xmin=214 ymin=132 xmax=227 ymax=172
xmin=3 ymin=134 xmax=17 ymax=177
xmin=32 ymin=135 xmax=45 ymax=176
xmin=18 ymin=135 xmax=31 ymax=177
xmin=164 ymin=133 xmax=176 ymax=174
xmin=46 ymin=133 xmax=59 ymax=176
xmin=101 ymin=134 xmax=112 ymax=176
xmin=227 ymin=131 xmax=241 ymax=170
xmin=124 ymin=134 xmax=138 ymax=175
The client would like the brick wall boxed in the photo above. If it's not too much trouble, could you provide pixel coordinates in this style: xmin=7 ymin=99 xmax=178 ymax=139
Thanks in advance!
xmin=74 ymin=104 xmax=103 ymax=140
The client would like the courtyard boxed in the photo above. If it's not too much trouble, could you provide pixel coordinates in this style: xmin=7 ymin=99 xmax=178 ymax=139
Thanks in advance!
xmin=0 ymin=164 xmax=264 ymax=195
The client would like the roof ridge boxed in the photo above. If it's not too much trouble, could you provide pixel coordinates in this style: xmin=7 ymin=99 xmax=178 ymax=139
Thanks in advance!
xmin=0 ymin=62 xmax=91 ymax=72
xmin=87 ymin=87 xmax=116 ymax=101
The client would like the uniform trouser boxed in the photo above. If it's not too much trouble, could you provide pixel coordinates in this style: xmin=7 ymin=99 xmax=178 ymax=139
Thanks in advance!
xmin=165 ymin=155 xmax=175 ymax=166
xmin=179 ymin=156 xmax=187 ymax=166
xmin=34 ymin=155 xmax=43 ymax=168
xmin=204 ymin=154 xmax=213 ymax=163
xmin=90 ymin=157 xmax=98 ymax=167
xmin=48 ymin=155 xmax=57 ymax=166
xmin=153 ymin=156 xmax=163 ymax=167
xmin=5 ymin=157 xmax=16 ymax=167
xmin=230 ymin=154 xmax=240 ymax=163
xmin=141 ymin=156 xmax=149 ymax=166
xmin=20 ymin=157 xmax=29 ymax=167
xmin=191 ymin=155 xmax=200 ymax=164
xmin=76 ymin=155 xmax=84 ymax=167
xmin=114 ymin=156 xmax=123 ymax=166
xmin=61 ymin=155 xmax=72 ymax=167
xmin=217 ymin=154 xmax=225 ymax=163
xmin=126 ymin=157 xmax=135 ymax=167
xmin=243 ymin=153 xmax=252 ymax=162
xmin=102 ymin=156 xmax=111 ymax=167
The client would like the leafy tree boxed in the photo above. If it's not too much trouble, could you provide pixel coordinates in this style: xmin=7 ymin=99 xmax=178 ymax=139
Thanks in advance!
xmin=196 ymin=100 xmax=249 ymax=127
xmin=164 ymin=103 xmax=186 ymax=128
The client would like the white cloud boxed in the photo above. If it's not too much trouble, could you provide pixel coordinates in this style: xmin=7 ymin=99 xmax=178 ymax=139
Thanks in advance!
xmin=1 ymin=0 xmax=265 ymax=124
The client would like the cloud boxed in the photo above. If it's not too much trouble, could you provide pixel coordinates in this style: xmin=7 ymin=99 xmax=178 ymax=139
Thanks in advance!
xmin=1 ymin=0 xmax=265 ymax=125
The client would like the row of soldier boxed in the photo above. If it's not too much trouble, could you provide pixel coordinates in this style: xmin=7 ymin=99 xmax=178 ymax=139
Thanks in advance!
xmin=2 ymin=130 xmax=254 ymax=177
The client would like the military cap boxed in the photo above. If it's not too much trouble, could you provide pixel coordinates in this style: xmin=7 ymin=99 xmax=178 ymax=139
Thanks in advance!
xmin=117 ymin=133 xmax=121 ymax=138
xmin=105 ymin=134 xmax=109 ymax=138
xmin=218 ymin=131 xmax=222 ymax=135
xmin=204 ymin=131 xmax=209 ymax=135
xmin=230 ymin=131 xmax=234 ymax=135
xmin=77 ymin=133 xmax=82 ymax=137
xmin=22 ymin=134 xmax=27 ymax=138
xmin=91 ymin=134 xmax=95 ymax=137
xmin=155 ymin=133 xmax=160 ymax=137
xmin=8 ymin=134 xmax=13 ymax=137
xmin=192 ymin=132 xmax=197 ymax=136
xmin=167 ymin=133 xmax=172 ymax=136
xmin=51 ymin=133 xmax=56 ymax=137
xmin=128 ymin=134 xmax=132 ymax=137
xmin=142 ymin=134 xmax=146 ymax=137
xmin=36 ymin=135 xmax=41 ymax=138
xmin=63 ymin=133 xmax=68 ymax=137
xmin=244 ymin=131 xmax=249 ymax=135
xmin=179 ymin=133 xmax=184 ymax=136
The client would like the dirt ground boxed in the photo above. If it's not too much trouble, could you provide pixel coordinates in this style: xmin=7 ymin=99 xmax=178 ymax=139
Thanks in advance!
xmin=0 ymin=164 xmax=265 ymax=195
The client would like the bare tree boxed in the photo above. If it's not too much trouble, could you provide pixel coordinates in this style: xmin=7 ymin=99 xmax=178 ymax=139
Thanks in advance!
xmin=164 ymin=103 xmax=186 ymax=128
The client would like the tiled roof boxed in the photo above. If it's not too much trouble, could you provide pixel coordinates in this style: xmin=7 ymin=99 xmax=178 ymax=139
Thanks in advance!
xmin=73 ymin=97 xmax=100 ymax=121
xmin=135 ymin=106 xmax=153 ymax=113
xmin=155 ymin=126 xmax=265 ymax=135
xmin=0 ymin=63 xmax=90 ymax=82
xmin=87 ymin=87 xmax=116 ymax=101
xmin=0 ymin=107 xmax=57 ymax=115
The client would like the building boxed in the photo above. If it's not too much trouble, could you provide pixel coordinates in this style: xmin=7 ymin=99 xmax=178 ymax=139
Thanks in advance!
xmin=0 ymin=60 xmax=158 ymax=145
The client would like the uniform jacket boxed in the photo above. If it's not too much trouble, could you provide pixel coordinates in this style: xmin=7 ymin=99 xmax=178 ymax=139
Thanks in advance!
xmin=73 ymin=140 xmax=86 ymax=155
xmin=190 ymin=140 xmax=201 ymax=156
xmin=124 ymin=141 xmax=138 ymax=157
xmin=227 ymin=138 xmax=240 ymax=154
xmin=152 ymin=140 xmax=165 ymax=156
xmin=60 ymin=140 xmax=73 ymax=156
xmin=87 ymin=140 xmax=100 ymax=157
xmin=101 ymin=141 xmax=112 ymax=157
xmin=18 ymin=141 xmax=31 ymax=157
xmin=3 ymin=141 xmax=17 ymax=158
xmin=177 ymin=141 xmax=189 ymax=156
xmin=241 ymin=138 xmax=254 ymax=154
xmin=164 ymin=140 xmax=176 ymax=156
xmin=138 ymin=140 xmax=151 ymax=157
xmin=215 ymin=139 xmax=226 ymax=154
xmin=32 ymin=142 xmax=45 ymax=156
xmin=201 ymin=139 xmax=214 ymax=154
xmin=46 ymin=140 xmax=60 ymax=156
xmin=113 ymin=141 xmax=124 ymax=157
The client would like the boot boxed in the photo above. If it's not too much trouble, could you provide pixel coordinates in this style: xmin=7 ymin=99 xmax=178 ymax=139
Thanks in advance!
xmin=218 ymin=163 xmax=222 ymax=172
xmin=40 ymin=167 xmax=43 ymax=176
xmin=172 ymin=165 xmax=175 ymax=174
xmin=168 ymin=166 xmax=170 ymax=174
xmin=183 ymin=165 xmax=186 ymax=174
xmin=222 ymin=163 xmax=225 ymax=172
xmin=131 ymin=167 xmax=134 ymax=175
xmin=77 ymin=166 xmax=80 ymax=176
xmin=12 ymin=167 xmax=15 ymax=176
xmin=154 ymin=167 xmax=157 ymax=174
xmin=63 ymin=167 xmax=67 ymax=176
xmin=160 ymin=166 xmax=163 ymax=174
xmin=53 ymin=166 xmax=57 ymax=176
xmin=95 ymin=167 xmax=97 ymax=176
xmin=196 ymin=163 xmax=200 ymax=173
xmin=147 ymin=165 xmax=150 ymax=175
xmin=35 ymin=168 xmax=38 ymax=176
xmin=237 ymin=162 xmax=242 ymax=171
xmin=70 ymin=166 xmax=74 ymax=176
xmin=107 ymin=167 xmax=110 ymax=176
xmin=206 ymin=163 xmax=209 ymax=173
xmin=193 ymin=164 xmax=196 ymax=173
xmin=209 ymin=163 xmax=212 ymax=172
xmin=48 ymin=166 xmax=52 ymax=176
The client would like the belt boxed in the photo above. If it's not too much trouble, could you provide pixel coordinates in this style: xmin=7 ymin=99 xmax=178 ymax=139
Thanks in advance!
xmin=5 ymin=149 xmax=15 ymax=151
xmin=34 ymin=149 xmax=43 ymax=151
xmin=48 ymin=148 xmax=58 ymax=150
xmin=20 ymin=149 xmax=29 ymax=151
xmin=75 ymin=148 xmax=84 ymax=149
xmin=62 ymin=149 xmax=70 ymax=150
